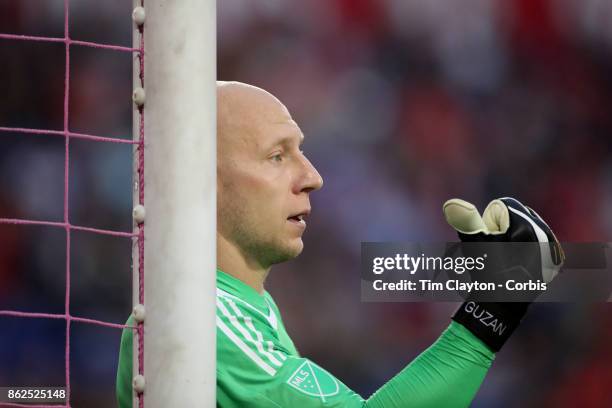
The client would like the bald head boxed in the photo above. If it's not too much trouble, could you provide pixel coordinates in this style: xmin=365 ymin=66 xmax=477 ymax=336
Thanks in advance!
xmin=217 ymin=81 xmax=295 ymax=163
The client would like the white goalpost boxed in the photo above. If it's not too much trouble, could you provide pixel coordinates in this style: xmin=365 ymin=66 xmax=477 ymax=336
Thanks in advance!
xmin=131 ymin=0 xmax=217 ymax=406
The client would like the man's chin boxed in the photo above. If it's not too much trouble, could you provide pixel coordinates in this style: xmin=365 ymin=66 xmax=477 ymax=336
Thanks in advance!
xmin=270 ymin=239 xmax=303 ymax=264
xmin=290 ymin=238 xmax=304 ymax=257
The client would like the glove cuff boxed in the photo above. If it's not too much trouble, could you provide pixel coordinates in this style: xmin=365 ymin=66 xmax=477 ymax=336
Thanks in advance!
xmin=452 ymin=301 xmax=529 ymax=352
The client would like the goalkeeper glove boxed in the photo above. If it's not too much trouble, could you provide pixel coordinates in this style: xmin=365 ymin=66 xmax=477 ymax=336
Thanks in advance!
xmin=443 ymin=197 xmax=564 ymax=352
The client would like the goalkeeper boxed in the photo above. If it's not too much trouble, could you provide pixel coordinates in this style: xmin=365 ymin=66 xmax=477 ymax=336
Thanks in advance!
xmin=116 ymin=82 xmax=563 ymax=407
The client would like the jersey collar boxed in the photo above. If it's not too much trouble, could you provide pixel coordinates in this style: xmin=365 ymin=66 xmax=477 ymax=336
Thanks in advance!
xmin=216 ymin=269 xmax=268 ymax=310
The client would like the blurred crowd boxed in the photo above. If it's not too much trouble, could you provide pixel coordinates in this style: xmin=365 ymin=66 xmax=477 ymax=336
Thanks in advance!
xmin=1 ymin=0 xmax=612 ymax=406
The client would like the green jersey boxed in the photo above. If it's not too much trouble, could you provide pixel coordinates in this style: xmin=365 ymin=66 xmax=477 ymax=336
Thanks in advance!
xmin=117 ymin=270 xmax=495 ymax=407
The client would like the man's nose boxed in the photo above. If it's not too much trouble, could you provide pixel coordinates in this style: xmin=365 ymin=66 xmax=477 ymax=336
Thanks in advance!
xmin=298 ymin=156 xmax=323 ymax=193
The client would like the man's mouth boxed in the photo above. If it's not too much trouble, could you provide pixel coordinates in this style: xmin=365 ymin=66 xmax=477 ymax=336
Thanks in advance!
xmin=287 ymin=210 xmax=309 ymax=227
xmin=288 ymin=214 xmax=305 ymax=224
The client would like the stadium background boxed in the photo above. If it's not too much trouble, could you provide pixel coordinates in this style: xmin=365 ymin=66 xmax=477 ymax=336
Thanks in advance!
xmin=1 ymin=0 xmax=611 ymax=406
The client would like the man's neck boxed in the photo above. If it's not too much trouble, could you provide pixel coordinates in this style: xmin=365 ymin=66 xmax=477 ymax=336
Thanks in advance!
xmin=217 ymin=234 xmax=270 ymax=294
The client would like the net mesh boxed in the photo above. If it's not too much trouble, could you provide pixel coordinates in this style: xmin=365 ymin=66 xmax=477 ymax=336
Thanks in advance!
xmin=0 ymin=1 xmax=144 ymax=406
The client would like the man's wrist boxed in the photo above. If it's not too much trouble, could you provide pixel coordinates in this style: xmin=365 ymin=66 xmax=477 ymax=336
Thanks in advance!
xmin=452 ymin=301 xmax=529 ymax=352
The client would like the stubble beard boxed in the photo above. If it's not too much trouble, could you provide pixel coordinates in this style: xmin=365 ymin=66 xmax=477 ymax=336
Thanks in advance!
xmin=219 ymin=201 xmax=302 ymax=269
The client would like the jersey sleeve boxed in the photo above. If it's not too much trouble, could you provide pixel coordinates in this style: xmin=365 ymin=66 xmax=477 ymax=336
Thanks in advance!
xmin=116 ymin=315 xmax=134 ymax=408
xmin=217 ymin=290 xmax=495 ymax=408
xmin=365 ymin=321 xmax=495 ymax=407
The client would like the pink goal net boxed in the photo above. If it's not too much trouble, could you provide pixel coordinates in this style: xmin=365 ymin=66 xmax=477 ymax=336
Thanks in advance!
xmin=0 ymin=1 xmax=144 ymax=407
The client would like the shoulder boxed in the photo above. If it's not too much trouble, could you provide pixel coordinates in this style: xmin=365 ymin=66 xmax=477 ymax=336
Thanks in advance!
xmin=216 ymin=289 xmax=289 ymax=376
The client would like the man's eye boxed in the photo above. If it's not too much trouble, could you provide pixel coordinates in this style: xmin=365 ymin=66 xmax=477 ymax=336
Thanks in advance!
xmin=271 ymin=153 xmax=283 ymax=162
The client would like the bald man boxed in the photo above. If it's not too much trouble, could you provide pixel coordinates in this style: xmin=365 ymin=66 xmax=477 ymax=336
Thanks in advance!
xmin=116 ymin=82 xmax=495 ymax=407
xmin=216 ymin=81 xmax=323 ymax=290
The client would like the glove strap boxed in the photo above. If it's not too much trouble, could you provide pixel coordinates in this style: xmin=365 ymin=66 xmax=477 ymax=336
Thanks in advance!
xmin=452 ymin=301 xmax=529 ymax=352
